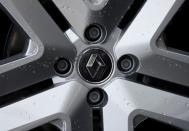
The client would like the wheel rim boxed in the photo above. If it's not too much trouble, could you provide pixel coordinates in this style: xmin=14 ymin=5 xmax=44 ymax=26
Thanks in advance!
xmin=0 ymin=0 xmax=189 ymax=130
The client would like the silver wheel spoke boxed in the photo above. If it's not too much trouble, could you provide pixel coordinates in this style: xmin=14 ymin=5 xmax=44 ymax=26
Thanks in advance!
xmin=115 ymin=0 xmax=189 ymax=86
xmin=103 ymin=79 xmax=189 ymax=131
xmin=0 ymin=81 xmax=92 ymax=131
xmin=0 ymin=0 xmax=76 ymax=96
xmin=52 ymin=0 xmax=134 ymax=41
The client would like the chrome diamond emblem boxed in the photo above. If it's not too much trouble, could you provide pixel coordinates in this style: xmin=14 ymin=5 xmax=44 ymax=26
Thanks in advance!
xmin=86 ymin=54 xmax=106 ymax=78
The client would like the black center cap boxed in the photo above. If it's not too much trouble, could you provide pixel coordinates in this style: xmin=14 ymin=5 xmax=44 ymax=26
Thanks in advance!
xmin=79 ymin=49 xmax=113 ymax=83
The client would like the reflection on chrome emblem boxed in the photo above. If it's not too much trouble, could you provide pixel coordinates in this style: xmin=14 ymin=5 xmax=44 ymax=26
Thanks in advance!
xmin=86 ymin=54 xmax=106 ymax=78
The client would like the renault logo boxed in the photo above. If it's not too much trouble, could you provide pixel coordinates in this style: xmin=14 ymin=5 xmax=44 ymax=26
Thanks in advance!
xmin=79 ymin=48 xmax=112 ymax=83
xmin=86 ymin=54 xmax=106 ymax=78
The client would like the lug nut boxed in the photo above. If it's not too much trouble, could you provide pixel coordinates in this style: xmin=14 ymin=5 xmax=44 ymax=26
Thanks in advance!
xmin=87 ymin=88 xmax=108 ymax=107
xmin=120 ymin=57 xmax=133 ymax=72
xmin=85 ymin=24 xmax=102 ymax=42
xmin=118 ymin=55 xmax=139 ymax=74
xmin=88 ymin=90 xmax=101 ymax=104
xmin=54 ymin=58 xmax=72 ymax=75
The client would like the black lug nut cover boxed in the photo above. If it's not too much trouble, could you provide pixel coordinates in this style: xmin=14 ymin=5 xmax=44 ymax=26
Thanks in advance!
xmin=87 ymin=88 xmax=108 ymax=107
xmin=85 ymin=24 xmax=102 ymax=42
xmin=118 ymin=55 xmax=139 ymax=74
xmin=54 ymin=58 xmax=71 ymax=75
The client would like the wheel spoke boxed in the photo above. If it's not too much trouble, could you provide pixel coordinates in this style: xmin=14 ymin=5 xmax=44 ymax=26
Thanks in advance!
xmin=0 ymin=81 xmax=92 ymax=131
xmin=103 ymin=79 xmax=189 ymax=131
xmin=115 ymin=0 xmax=189 ymax=86
xmin=0 ymin=0 xmax=76 ymax=96
xmin=51 ymin=0 xmax=134 ymax=41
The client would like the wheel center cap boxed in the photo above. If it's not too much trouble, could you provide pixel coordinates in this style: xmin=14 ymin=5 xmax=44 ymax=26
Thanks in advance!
xmin=78 ymin=48 xmax=113 ymax=83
